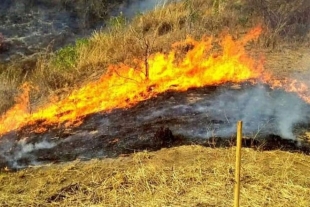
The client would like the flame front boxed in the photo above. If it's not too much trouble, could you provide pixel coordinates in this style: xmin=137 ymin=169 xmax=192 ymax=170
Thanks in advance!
xmin=0 ymin=26 xmax=308 ymax=136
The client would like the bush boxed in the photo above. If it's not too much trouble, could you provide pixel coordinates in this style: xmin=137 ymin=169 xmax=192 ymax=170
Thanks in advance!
xmin=244 ymin=0 xmax=310 ymax=46
xmin=52 ymin=38 xmax=89 ymax=70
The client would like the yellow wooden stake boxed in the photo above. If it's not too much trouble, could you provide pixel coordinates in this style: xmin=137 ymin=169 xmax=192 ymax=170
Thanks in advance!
xmin=234 ymin=121 xmax=243 ymax=207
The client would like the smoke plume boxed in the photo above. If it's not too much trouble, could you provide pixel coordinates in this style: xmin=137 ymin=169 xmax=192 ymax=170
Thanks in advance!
xmin=115 ymin=0 xmax=180 ymax=18
xmin=1 ymin=138 xmax=57 ymax=168
xmin=139 ymin=84 xmax=310 ymax=140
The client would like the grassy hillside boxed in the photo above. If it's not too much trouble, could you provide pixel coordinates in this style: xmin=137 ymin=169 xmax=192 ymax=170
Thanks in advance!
xmin=0 ymin=0 xmax=310 ymax=206
xmin=0 ymin=0 xmax=309 ymax=114
xmin=0 ymin=145 xmax=309 ymax=206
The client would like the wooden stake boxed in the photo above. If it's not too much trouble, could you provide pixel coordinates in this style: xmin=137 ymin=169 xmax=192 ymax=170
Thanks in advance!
xmin=234 ymin=121 xmax=243 ymax=207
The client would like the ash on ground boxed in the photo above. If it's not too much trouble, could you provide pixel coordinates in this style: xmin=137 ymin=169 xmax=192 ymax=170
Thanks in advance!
xmin=1 ymin=83 xmax=310 ymax=169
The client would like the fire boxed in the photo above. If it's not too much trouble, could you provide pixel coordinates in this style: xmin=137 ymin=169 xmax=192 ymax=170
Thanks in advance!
xmin=267 ymin=78 xmax=310 ymax=104
xmin=0 ymin=26 xmax=308 ymax=136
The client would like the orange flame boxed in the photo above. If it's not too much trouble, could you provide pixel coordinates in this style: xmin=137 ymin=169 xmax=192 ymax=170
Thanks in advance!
xmin=266 ymin=77 xmax=310 ymax=104
xmin=0 ymin=26 xmax=308 ymax=136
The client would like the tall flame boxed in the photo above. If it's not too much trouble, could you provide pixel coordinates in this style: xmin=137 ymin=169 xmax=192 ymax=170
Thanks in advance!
xmin=0 ymin=26 xmax=308 ymax=136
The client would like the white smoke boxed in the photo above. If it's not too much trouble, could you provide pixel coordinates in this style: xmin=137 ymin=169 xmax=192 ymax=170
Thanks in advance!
xmin=207 ymin=85 xmax=309 ymax=139
xmin=1 ymin=83 xmax=309 ymax=169
xmin=14 ymin=139 xmax=56 ymax=159
xmin=114 ymin=0 xmax=180 ymax=18
xmin=3 ymin=139 xmax=57 ymax=168
xmin=138 ymin=84 xmax=310 ymax=140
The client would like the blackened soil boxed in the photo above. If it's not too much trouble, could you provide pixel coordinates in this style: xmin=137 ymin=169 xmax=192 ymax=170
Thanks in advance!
xmin=0 ymin=83 xmax=310 ymax=169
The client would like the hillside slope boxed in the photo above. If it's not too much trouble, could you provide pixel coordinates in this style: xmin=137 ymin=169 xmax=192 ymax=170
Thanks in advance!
xmin=0 ymin=0 xmax=310 ymax=206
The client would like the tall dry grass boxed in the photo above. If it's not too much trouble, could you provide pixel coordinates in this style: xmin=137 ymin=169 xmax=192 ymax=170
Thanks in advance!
xmin=0 ymin=146 xmax=309 ymax=206
xmin=0 ymin=0 xmax=309 ymax=115
xmin=244 ymin=0 xmax=310 ymax=47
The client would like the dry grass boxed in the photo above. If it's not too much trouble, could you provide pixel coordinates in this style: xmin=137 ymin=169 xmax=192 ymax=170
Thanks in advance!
xmin=0 ymin=145 xmax=309 ymax=206
xmin=0 ymin=2 xmax=309 ymax=206
xmin=0 ymin=65 xmax=24 ymax=114
xmin=0 ymin=0 xmax=309 ymax=114
xmin=245 ymin=0 xmax=310 ymax=47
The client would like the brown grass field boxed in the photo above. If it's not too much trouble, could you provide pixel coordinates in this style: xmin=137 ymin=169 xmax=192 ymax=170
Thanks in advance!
xmin=0 ymin=0 xmax=310 ymax=206
xmin=0 ymin=146 xmax=310 ymax=206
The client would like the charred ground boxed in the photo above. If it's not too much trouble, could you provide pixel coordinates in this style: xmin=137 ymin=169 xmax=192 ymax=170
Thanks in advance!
xmin=1 ymin=82 xmax=310 ymax=169
xmin=0 ymin=1 xmax=310 ymax=206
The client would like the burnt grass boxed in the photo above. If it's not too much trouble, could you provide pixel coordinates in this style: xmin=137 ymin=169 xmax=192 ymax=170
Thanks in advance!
xmin=0 ymin=83 xmax=310 ymax=169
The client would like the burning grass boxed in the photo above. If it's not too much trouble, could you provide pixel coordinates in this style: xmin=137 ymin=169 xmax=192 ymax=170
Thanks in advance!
xmin=0 ymin=145 xmax=309 ymax=206
xmin=0 ymin=1 xmax=310 ymax=205
xmin=0 ymin=26 xmax=266 ymax=135
xmin=0 ymin=0 xmax=309 ymax=117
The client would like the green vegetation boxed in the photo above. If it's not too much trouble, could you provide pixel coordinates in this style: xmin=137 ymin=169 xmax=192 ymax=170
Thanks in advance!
xmin=0 ymin=146 xmax=309 ymax=206
xmin=108 ymin=12 xmax=128 ymax=28
xmin=52 ymin=38 xmax=90 ymax=70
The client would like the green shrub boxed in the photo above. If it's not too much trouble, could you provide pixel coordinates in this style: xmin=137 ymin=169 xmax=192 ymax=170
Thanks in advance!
xmin=107 ymin=12 xmax=127 ymax=28
xmin=52 ymin=38 xmax=89 ymax=70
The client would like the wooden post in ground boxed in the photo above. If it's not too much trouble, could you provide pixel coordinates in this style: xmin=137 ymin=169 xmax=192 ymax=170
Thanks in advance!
xmin=234 ymin=121 xmax=243 ymax=207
